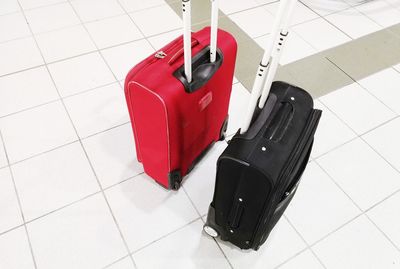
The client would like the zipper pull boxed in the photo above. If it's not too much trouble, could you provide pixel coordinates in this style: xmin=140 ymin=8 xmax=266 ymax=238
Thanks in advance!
xmin=155 ymin=51 xmax=167 ymax=59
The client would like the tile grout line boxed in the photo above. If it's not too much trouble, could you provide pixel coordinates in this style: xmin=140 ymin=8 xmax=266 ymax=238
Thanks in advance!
xmin=101 ymin=253 xmax=133 ymax=269
xmin=16 ymin=1 xmax=138 ymax=268
xmin=0 ymin=131 xmax=38 ymax=268
xmin=181 ymin=186 xmax=235 ymax=269
xmin=277 ymin=215 xmax=328 ymax=269
xmin=64 ymin=1 xmax=143 ymax=267
xmin=314 ymin=160 xmax=400 ymax=253
xmin=130 ymin=216 xmax=203 ymax=255
xmin=0 ymin=0 xmax=178 ymax=46
xmin=0 ymin=24 xmax=181 ymax=80
xmin=311 ymin=114 xmax=400 ymax=161
xmin=1 ymin=171 xmax=146 ymax=239
xmin=0 ymin=80 xmax=118 ymax=121
xmin=113 ymin=0 xmax=158 ymax=52
xmin=325 ymin=57 xmax=400 ymax=116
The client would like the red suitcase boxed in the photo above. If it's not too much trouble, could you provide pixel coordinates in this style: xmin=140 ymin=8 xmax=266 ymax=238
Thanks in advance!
xmin=124 ymin=0 xmax=237 ymax=190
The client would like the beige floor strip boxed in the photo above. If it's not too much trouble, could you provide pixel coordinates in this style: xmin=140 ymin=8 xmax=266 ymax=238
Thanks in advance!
xmin=165 ymin=0 xmax=400 ymax=98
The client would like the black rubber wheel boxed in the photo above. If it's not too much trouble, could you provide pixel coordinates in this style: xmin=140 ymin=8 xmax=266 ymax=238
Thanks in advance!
xmin=219 ymin=116 xmax=229 ymax=141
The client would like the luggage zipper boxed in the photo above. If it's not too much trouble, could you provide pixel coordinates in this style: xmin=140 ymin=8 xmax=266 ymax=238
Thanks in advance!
xmin=155 ymin=51 xmax=167 ymax=59
xmin=127 ymin=40 xmax=184 ymax=80
xmin=250 ymin=109 xmax=322 ymax=248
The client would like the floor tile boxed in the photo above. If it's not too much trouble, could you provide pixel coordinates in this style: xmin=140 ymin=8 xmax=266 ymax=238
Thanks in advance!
xmin=0 ymin=67 xmax=59 ymax=117
xmin=255 ymin=31 xmax=316 ymax=65
xmin=386 ymin=0 xmax=400 ymax=9
xmin=292 ymin=18 xmax=351 ymax=51
xmin=48 ymin=52 xmax=115 ymax=97
xmin=368 ymin=191 xmax=400 ymax=249
xmin=358 ymin=68 xmax=400 ymax=114
xmin=106 ymin=257 xmax=135 ymax=269
xmin=0 ymin=12 xmax=31 ymax=43
xmin=363 ymin=117 xmax=400 ymax=171
xmin=0 ymin=139 xmax=7 ymax=168
xmin=183 ymin=141 xmax=228 ymax=216
xmin=82 ymin=124 xmax=143 ymax=188
xmin=118 ymin=0 xmax=165 ymax=12
xmin=255 ymin=0 xmax=276 ymax=4
xmin=19 ymin=0 xmax=66 ymax=10
xmin=25 ymin=3 xmax=80 ymax=34
xmin=278 ymin=250 xmax=324 ymax=269
xmin=219 ymin=217 xmax=306 ymax=269
xmin=219 ymin=0 xmax=261 ymax=15
xmin=27 ymin=194 xmax=127 ymax=269
xmin=0 ymin=227 xmax=35 ymax=269
xmin=105 ymin=174 xmax=198 ymax=251
xmin=226 ymin=83 xmax=250 ymax=136
xmin=0 ymin=101 xmax=78 ymax=163
xmin=0 ymin=0 xmax=20 ymax=16
xmin=229 ymin=7 xmax=275 ymax=38
xmin=319 ymin=83 xmax=395 ymax=135
xmin=0 ymin=168 xmax=23 ymax=234
xmin=356 ymin=0 xmax=400 ymax=27
xmin=86 ymin=15 xmax=143 ymax=49
xmin=313 ymin=215 xmax=400 ymax=269
xmin=11 ymin=142 xmax=99 ymax=221
xmin=147 ymin=29 xmax=181 ymax=50
xmin=70 ymin=0 xmax=124 ymax=22
xmin=64 ymin=83 xmax=129 ymax=138
xmin=311 ymin=100 xmax=357 ymax=158
xmin=130 ymin=5 xmax=181 ymax=37
xmin=133 ymin=219 xmax=231 ymax=269
xmin=317 ymin=138 xmax=400 ymax=210
xmin=325 ymin=8 xmax=382 ymax=39
xmin=102 ymin=39 xmax=154 ymax=80
xmin=301 ymin=0 xmax=350 ymax=16
xmin=264 ymin=2 xmax=319 ymax=26
xmin=285 ymin=162 xmax=360 ymax=244
xmin=36 ymin=25 xmax=96 ymax=62
xmin=0 ymin=37 xmax=43 ymax=76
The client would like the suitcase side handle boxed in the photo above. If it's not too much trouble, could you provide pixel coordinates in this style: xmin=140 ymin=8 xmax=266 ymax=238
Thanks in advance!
xmin=168 ymin=40 xmax=199 ymax=66
xmin=240 ymin=0 xmax=298 ymax=134
xmin=182 ymin=0 xmax=219 ymax=83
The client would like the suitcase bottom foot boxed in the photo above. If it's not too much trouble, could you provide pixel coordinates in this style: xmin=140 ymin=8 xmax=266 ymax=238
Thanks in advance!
xmin=204 ymin=204 xmax=224 ymax=239
xmin=168 ymin=170 xmax=182 ymax=190
xmin=203 ymin=225 xmax=219 ymax=238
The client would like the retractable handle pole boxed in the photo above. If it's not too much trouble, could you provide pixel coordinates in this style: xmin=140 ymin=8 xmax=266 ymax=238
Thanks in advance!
xmin=183 ymin=0 xmax=192 ymax=83
xmin=210 ymin=0 xmax=219 ymax=63
xmin=182 ymin=0 xmax=220 ymax=82
xmin=240 ymin=0 xmax=294 ymax=134
xmin=258 ymin=0 xmax=298 ymax=108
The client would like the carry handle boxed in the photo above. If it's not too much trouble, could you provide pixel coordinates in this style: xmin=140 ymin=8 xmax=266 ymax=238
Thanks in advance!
xmin=240 ymin=0 xmax=298 ymax=134
xmin=182 ymin=0 xmax=219 ymax=83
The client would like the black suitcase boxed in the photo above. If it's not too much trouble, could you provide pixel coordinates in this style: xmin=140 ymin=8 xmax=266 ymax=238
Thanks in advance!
xmin=203 ymin=0 xmax=322 ymax=250
xmin=204 ymin=81 xmax=321 ymax=250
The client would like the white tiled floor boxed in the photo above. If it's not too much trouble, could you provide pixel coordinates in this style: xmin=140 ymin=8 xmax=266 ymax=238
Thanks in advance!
xmin=1 ymin=1 xmax=400 ymax=269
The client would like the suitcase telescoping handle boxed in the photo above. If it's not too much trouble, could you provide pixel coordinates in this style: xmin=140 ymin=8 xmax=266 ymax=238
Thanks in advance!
xmin=182 ymin=0 xmax=219 ymax=83
xmin=240 ymin=0 xmax=298 ymax=134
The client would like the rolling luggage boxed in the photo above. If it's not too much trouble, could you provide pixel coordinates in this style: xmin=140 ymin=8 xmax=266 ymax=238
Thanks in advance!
xmin=124 ymin=0 xmax=237 ymax=190
xmin=203 ymin=0 xmax=322 ymax=250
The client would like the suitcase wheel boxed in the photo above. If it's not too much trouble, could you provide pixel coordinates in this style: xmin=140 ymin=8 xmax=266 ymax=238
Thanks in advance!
xmin=168 ymin=170 xmax=182 ymax=190
xmin=203 ymin=225 xmax=219 ymax=238
xmin=219 ymin=116 xmax=229 ymax=141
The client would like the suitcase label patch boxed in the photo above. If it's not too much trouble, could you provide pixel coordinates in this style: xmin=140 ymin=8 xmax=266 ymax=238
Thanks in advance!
xmin=199 ymin=91 xmax=213 ymax=111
